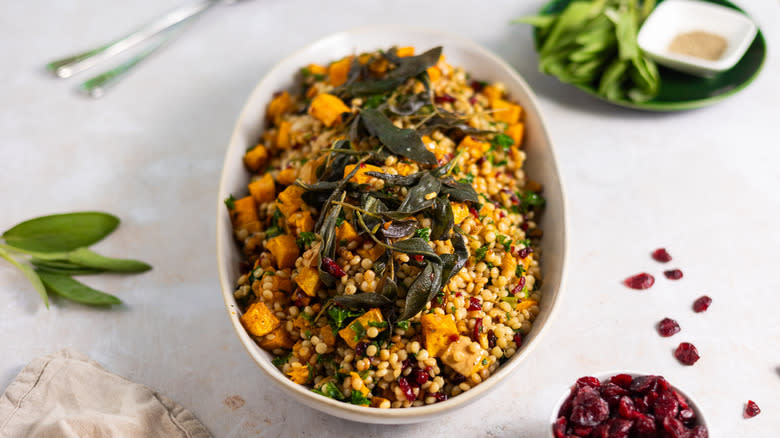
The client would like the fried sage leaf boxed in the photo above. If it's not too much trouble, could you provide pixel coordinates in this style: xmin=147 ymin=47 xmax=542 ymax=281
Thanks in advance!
xmin=390 ymin=173 xmax=441 ymax=217
xmin=342 ymin=47 xmax=442 ymax=97
xmin=397 ymin=260 xmax=442 ymax=321
xmin=317 ymin=193 xmax=345 ymax=287
xmin=440 ymin=178 xmax=480 ymax=203
xmin=430 ymin=197 xmax=454 ymax=241
xmin=440 ymin=231 xmax=468 ymax=286
xmin=2 ymin=212 xmax=119 ymax=253
xmin=36 ymin=270 xmax=121 ymax=306
xmin=382 ymin=220 xmax=418 ymax=239
xmin=390 ymin=237 xmax=440 ymax=262
xmin=333 ymin=293 xmax=394 ymax=310
xmin=360 ymin=109 xmax=436 ymax=165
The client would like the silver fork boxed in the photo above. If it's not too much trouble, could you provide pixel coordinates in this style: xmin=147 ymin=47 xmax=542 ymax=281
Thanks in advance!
xmin=46 ymin=0 xmax=225 ymax=97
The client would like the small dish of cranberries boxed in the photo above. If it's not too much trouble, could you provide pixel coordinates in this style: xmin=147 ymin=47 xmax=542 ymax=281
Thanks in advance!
xmin=550 ymin=371 xmax=709 ymax=438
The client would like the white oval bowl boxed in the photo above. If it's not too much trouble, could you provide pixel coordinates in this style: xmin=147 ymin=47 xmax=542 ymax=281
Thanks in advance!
xmin=548 ymin=371 xmax=710 ymax=437
xmin=217 ymin=26 xmax=568 ymax=424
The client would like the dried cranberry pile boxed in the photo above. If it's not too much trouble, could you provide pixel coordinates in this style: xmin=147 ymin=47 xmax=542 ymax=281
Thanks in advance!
xmin=553 ymin=374 xmax=707 ymax=438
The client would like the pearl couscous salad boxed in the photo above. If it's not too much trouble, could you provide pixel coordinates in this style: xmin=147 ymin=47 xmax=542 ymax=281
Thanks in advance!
xmin=226 ymin=46 xmax=545 ymax=408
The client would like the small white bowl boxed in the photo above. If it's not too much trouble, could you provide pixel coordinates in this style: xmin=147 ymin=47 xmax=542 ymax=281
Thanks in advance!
xmin=549 ymin=371 xmax=709 ymax=437
xmin=217 ymin=27 xmax=569 ymax=424
xmin=637 ymin=0 xmax=757 ymax=77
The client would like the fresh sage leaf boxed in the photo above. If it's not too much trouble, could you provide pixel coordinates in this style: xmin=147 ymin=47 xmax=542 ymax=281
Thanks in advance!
xmin=36 ymin=271 xmax=121 ymax=306
xmin=0 ymin=246 xmax=49 ymax=307
xmin=2 ymin=212 xmax=119 ymax=253
xmin=31 ymin=259 xmax=105 ymax=276
xmin=65 ymin=247 xmax=151 ymax=273
xmin=360 ymin=109 xmax=436 ymax=165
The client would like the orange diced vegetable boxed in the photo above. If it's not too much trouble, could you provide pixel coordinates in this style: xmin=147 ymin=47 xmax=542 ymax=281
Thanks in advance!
xmin=288 ymin=211 xmax=314 ymax=233
xmin=240 ymin=301 xmax=280 ymax=337
xmin=441 ymin=336 xmax=488 ymax=377
xmin=266 ymin=235 xmax=299 ymax=269
xmin=336 ymin=222 xmax=359 ymax=242
xmin=501 ymin=251 xmax=517 ymax=279
xmin=482 ymin=85 xmax=503 ymax=102
xmin=421 ymin=313 xmax=459 ymax=357
xmin=426 ymin=66 xmax=441 ymax=82
xmin=248 ymin=173 xmax=275 ymax=204
xmin=277 ymin=167 xmax=297 ymax=185
xmin=349 ymin=372 xmax=370 ymax=396
xmin=276 ymin=120 xmax=292 ymax=149
xmin=505 ymin=123 xmax=525 ymax=147
xmin=267 ymin=91 xmax=292 ymax=124
xmin=243 ymin=145 xmax=269 ymax=172
xmin=309 ymin=93 xmax=351 ymax=127
xmin=516 ymin=299 xmax=538 ymax=312
xmin=319 ymin=325 xmax=336 ymax=347
xmin=307 ymin=63 xmax=327 ymax=76
xmin=338 ymin=308 xmax=385 ymax=348
xmin=491 ymin=99 xmax=522 ymax=124
xmin=258 ymin=325 xmax=294 ymax=350
xmin=396 ymin=46 xmax=415 ymax=57
xmin=357 ymin=244 xmax=385 ymax=262
xmin=451 ymin=202 xmax=470 ymax=225
xmin=371 ymin=397 xmax=390 ymax=408
xmin=276 ymin=185 xmax=305 ymax=217
xmin=328 ymin=56 xmax=353 ymax=87
xmin=270 ymin=275 xmax=293 ymax=293
xmin=458 ymin=135 xmax=490 ymax=160
xmin=343 ymin=163 xmax=384 ymax=184
xmin=229 ymin=196 xmax=260 ymax=233
xmin=287 ymin=364 xmax=311 ymax=384
xmin=295 ymin=266 xmax=320 ymax=297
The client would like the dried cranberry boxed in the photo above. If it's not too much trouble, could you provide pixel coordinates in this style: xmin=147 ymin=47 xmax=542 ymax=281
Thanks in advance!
xmin=448 ymin=334 xmax=460 ymax=343
xmin=624 ymin=273 xmax=655 ymax=290
xmin=618 ymin=396 xmax=637 ymax=419
xmin=397 ymin=377 xmax=416 ymax=401
xmin=630 ymin=375 xmax=660 ymax=394
xmin=662 ymin=415 xmax=688 ymax=438
xmin=558 ymin=390 xmax=575 ymax=418
xmin=552 ymin=416 xmax=567 ymax=438
xmin=571 ymin=426 xmax=593 ymax=436
xmin=679 ymin=408 xmax=695 ymax=422
xmin=673 ymin=390 xmax=690 ymax=411
xmin=600 ymin=382 xmax=629 ymax=407
xmin=607 ymin=418 xmax=634 ymax=438
xmin=467 ymin=297 xmax=482 ymax=311
xmin=431 ymin=392 xmax=448 ymax=402
xmin=435 ymin=94 xmax=456 ymax=103
xmin=517 ymin=247 xmax=531 ymax=259
xmin=513 ymin=332 xmax=523 ymax=348
xmin=520 ymin=222 xmax=529 ymax=231
xmin=468 ymin=96 xmax=477 ymax=105
xmin=610 ymin=374 xmax=633 ymax=389
xmin=468 ymin=206 xmax=479 ymax=217
xmin=354 ymin=342 xmax=367 ymax=357
xmin=745 ymin=400 xmax=761 ymax=418
xmin=658 ymin=318 xmax=681 ymax=337
xmin=654 ymin=390 xmax=680 ymax=420
xmin=576 ymin=376 xmax=601 ymax=389
xmin=472 ymin=317 xmax=483 ymax=340
xmin=450 ymin=372 xmax=466 ymax=384
xmin=570 ymin=386 xmax=610 ymax=427
xmin=321 ymin=257 xmax=346 ymax=278
xmin=413 ymin=254 xmax=424 ymax=262
xmin=693 ymin=295 xmax=712 ymax=313
xmin=674 ymin=342 xmax=700 ymax=365
xmin=410 ymin=368 xmax=430 ymax=386
xmin=652 ymin=248 xmax=672 ymax=262
xmin=401 ymin=359 xmax=412 ymax=370
xmin=664 ymin=269 xmax=684 ymax=280
xmin=487 ymin=330 xmax=497 ymax=349
xmin=634 ymin=396 xmax=649 ymax=414
xmin=633 ymin=413 xmax=656 ymax=437
xmin=591 ymin=424 xmax=609 ymax=438
xmin=511 ymin=276 xmax=526 ymax=295
xmin=689 ymin=425 xmax=709 ymax=438
xmin=469 ymin=80 xmax=485 ymax=92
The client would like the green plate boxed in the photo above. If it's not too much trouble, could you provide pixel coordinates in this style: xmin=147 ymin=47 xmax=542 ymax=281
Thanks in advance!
xmin=535 ymin=0 xmax=767 ymax=111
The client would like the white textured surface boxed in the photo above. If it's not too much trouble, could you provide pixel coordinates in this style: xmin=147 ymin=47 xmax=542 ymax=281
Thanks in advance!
xmin=0 ymin=0 xmax=778 ymax=436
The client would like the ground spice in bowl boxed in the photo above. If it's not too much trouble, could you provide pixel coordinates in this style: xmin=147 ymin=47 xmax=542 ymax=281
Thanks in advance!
xmin=668 ymin=31 xmax=728 ymax=61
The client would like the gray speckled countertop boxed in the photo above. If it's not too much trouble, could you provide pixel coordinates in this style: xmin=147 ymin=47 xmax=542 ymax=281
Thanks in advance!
xmin=1 ymin=1 xmax=778 ymax=436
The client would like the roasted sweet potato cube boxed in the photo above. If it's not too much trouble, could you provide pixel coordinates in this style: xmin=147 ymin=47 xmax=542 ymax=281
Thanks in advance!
xmin=458 ymin=135 xmax=490 ymax=160
xmin=240 ymin=301 xmax=280 ymax=337
xmin=243 ymin=145 xmax=269 ymax=172
xmin=276 ymin=185 xmax=305 ymax=217
xmin=421 ymin=313 xmax=459 ymax=357
xmin=295 ymin=266 xmax=320 ymax=297
xmin=451 ymin=202 xmax=470 ymax=225
xmin=306 ymin=63 xmax=327 ymax=76
xmin=491 ymin=99 xmax=522 ymax=124
xmin=441 ymin=336 xmax=488 ymax=377
xmin=288 ymin=211 xmax=314 ymax=233
xmin=328 ymin=57 xmax=353 ymax=87
xmin=357 ymin=244 xmax=385 ymax=262
xmin=505 ymin=123 xmax=525 ymax=148
xmin=258 ymin=325 xmax=294 ymax=350
xmin=248 ymin=173 xmax=275 ymax=204
xmin=276 ymin=120 xmax=292 ymax=149
xmin=371 ymin=397 xmax=390 ymax=408
xmin=336 ymin=222 xmax=359 ymax=242
xmin=298 ymin=158 xmax=321 ymax=184
xmin=481 ymin=84 xmax=503 ymax=102
xmin=266 ymin=235 xmax=299 ymax=269
xmin=501 ymin=251 xmax=517 ymax=279
xmin=349 ymin=372 xmax=370 ymax=396
xmin=309 ymin=93 xmax=351 ymax=127
xmin=319 ymin=325 xmax=336 ymax=347
xmin=286 ymin=364 xmax=311 ymax=384
xmin=426 ymin=66 xmax=441 ymax=82
xmin=338 ymin=308 xmax=385 ymax=349
xmin=277 ymin=167 xmax=297 ymax=185
xmin=267 ymin=91 xmax=292 ymax=124
xmin=229 ymin=196 xmax=260 ymax=233
xmin=516 ymin=299 xmax=538 ymax=312
xmin=343 ymin=163 xmax=384 ymax=185
xmin=396 ymin=46 xmax=415 ymax=57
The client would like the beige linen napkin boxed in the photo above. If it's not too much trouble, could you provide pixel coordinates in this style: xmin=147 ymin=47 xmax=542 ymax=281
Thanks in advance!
xmin=0 ymin=349 xmax=211 ymax=438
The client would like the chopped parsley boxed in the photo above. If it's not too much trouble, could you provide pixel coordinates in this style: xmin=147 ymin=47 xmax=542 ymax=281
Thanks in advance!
xmin=327 ymin=306 xmax=362 ymax=334
xmin=296 ymin=231 xmax=317 ymax=249
xmin=520 ymin=191 xmax=546 ymax=212
xmin=457 ymin=173 xmax=475 ymax=185
xmin=475 ymin=244 xmax=490 ymax=261
xmin=264 ymin=226 xmax=283 ymax=238
xmin=224 ymin=195 xmax=236 ymax=210
xmin=491 ymin=133 xmax=515 ymax=151
xmin=364 ymin=94 xmax=388 ymax=109
xmin=351 ymin=321 xmax=366 ymax=342
xmin=349 ymin=390 xmax=371 ymax=406
xmin=312 ymin=381 xmax=345 ymax=401
xmin=496 ymin=235 xmax=512 ymax=252
xmin=515 ymin=265 xmax=526 ymax=278
xmin=300 ymin=67 xmax=326 ymax=81
xmin=396 ymin=320 xmax=410 ymax=330
xmin=335 ymin=216 xmax=345 ymax=227
xmin=414 ymin=227 xmax=431 ymax=241
xmin=271 ymin=353 xmax=291 ymax=367
xmin=368 ymin=321 xmax=388 ymax=328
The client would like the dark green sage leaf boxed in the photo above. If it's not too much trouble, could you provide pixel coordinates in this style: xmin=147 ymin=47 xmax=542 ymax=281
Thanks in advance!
xmin=382 ymin=220 xmax=418 ymax=239
xmin=31 ymin=259 xmax=105 ymax=276
xmin=397 ymin=260 xmax=442 ymax=321
xmin=430 ymin=197 xmax=454 ymax=241
xmin=390 ymin=237 xmax=440 ymax=262
xmin=441 ymin=231 xmax=468 ymax=286
xmin=333 ymin=293 xmax=393 ymax=310
xmin=440 ymin=178 xmax=479 ymax=203
xmin=391 ymin=173 xmax=441 ymax=216
xmin=36 ymin=271 xmax=121 ymax=306
xmin=2 ymin=212 xmax=119 ymax=253
xmin=360 ymin=109 xmax=436 ymax=165
xmin=66 ymin=248 xmax=151 ymax=273
xmin=342 ymin=47 xmax=442 ymax=97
